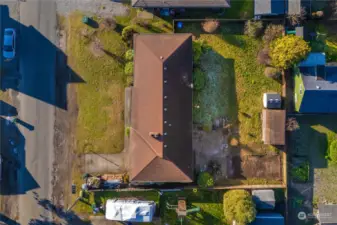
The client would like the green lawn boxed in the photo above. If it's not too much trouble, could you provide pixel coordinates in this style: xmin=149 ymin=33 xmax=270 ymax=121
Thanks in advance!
xmin=67 ymin=11 xmax=172 ymax=154
xmin=161 ymin=190 xmax=226 ymax=225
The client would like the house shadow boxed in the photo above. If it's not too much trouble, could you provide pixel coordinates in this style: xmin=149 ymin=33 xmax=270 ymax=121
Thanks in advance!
xmin=0 ymin=116 xmax=39 ymax=195
xmin=286 ymin=115 xmax=337 ymax=225
xmin=0 ymin=5 xmax=85 ymax=110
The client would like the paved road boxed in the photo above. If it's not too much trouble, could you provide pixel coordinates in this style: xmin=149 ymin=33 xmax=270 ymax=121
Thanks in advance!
xmin=16 ymin=0 xmax=57 ymax=224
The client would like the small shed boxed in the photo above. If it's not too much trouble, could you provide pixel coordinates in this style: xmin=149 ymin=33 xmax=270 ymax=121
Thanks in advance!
xmin=262 ymin=109 xmax=286 ymax=145
xmin=252 ymin=189 xmax=275 ymax=210
xmin=105 ymin=199 xmax=156 ymax=222
xmin=263 ymin=93 xmax=282 ymax=109
xmin=250 ymin=213 xmax=284 ymax=225
xmin=318 ymin=204 xmax=337 ymax=224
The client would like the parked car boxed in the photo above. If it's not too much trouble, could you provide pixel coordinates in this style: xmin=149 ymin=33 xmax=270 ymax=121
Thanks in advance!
xmin=3 ymin=28 xmax=16 ymax=60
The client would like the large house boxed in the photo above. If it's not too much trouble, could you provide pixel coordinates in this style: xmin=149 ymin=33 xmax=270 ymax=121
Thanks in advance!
xmin=131 ymin=0 xmax=230 ymax=8
xmin=129 ymin=34 xmax=194 ymax=183
xmin=294 ymin=53 xmax=337 ymax=113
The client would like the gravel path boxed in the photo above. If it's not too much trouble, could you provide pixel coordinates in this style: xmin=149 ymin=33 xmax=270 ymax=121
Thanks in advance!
xmin=56 ymin=0 xmax=130 ymax=17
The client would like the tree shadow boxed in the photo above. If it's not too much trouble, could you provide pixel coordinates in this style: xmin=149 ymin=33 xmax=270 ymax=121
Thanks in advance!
xmin=32 ymin=192 xmax=92 ymax=225
xmin=0 ymin=100 xmax=18 ymax=116
xmin=0 ymin=117 xmax=39 ymax=195
xmin=0 ymin=5 xmax=85 ymax=110
xmin=0 ymin=213 xmax=20 ymax=225
xmin=102 ymin=49 xmax=125 ymax=64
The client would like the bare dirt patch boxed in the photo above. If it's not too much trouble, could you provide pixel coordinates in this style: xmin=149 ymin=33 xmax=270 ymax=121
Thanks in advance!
xmin=193 ymin=126 xmax=282 ymax=184
xmin=89 ymin=38 xmax=104 ymax=57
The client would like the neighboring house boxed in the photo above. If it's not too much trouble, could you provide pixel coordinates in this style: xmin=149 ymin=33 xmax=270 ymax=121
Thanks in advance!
xmin=254 ymin=0 xmax=308 ymax=16
xmin=129 ymin=34 xmax=194 ymax=183
xmin=318 ymin=204 xmax=337 ymax=225
xmin=294 ymin=53 xmax=337 ymax=113
xmin=252 ymin=189 xmax=276 ymax=210
xmin=255 ymin=0 xmax=287 ymax=16
xmin=262 ymin=109 xmax=286 ymax=145
xmin=132 ymin=0 xmax=230 ymax=8
xmin=250 ymin=213 xmax=285 ymax=225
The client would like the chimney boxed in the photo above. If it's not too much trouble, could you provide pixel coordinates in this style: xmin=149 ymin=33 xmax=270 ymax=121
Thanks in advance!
xmin=149 ymin=132 xmax=162 ymax=141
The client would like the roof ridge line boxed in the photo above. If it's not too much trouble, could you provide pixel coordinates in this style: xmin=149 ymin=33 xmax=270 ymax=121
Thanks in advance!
xmin=131 ymin=127 xmax=161 ymax=157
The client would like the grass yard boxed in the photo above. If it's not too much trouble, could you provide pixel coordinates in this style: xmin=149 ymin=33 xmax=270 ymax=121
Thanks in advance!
xmin=161 ymin=190 xmax=226 ymax=225
xmin=67 ymin=11 xmax=172 ymax=154
xmin=289 ymin=115 xmax=337 ymax=203
xmin=73 ymin=189 xmax=226 ymax=225
xmin=179 ymin=23 xmax=281 ymax=148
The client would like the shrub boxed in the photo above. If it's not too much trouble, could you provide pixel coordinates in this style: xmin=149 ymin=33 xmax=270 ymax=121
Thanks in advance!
xmin=257 ymin=48 xmax=271 ymax=66
xmin=122 ymin=26 xmax=137 ymax=43
xmin=197 ymin=172 xmax=214 ymax=188
xmin=287 ymin=7 xmax=307 ymax=26
xmin=125 ymin=127 xmax=131 ymax=137
xmin=193 ymin=68 xmax=206 ymax=91
xmin=264 ymin=67 xmax=281 ymax=78
xmin=223 ymin=190 xmax=256 ymax=225
xmin=263 ymin=24 xmax=284 ymax=44
xmin=192 ymin=39 xmax=210 ymax=64
xmin=244 ymin=20 xmax=263 ymax=38
xmin=201 ymin=19 xmax=220 ymax=33
xmin=124 ymin=62 xmax=134 ymax=75
xmin=124 ymin=49 xmax=134 ymax=61
xmin=312 ymin=11 xmax=324 ymax=18
xmin=269 ymin=35 xmax=311 ymax=69
xmin=290 ymin=161 xmax=309 ymax=182
xmin=329 ymin=140 xmax=337 ymax=162
xmin=125 ymin=76 xmax=134 ymax=86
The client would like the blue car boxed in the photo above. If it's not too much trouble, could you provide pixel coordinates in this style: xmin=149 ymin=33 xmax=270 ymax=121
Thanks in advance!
xmin=3 ymin=28 xmax=16 ymax=60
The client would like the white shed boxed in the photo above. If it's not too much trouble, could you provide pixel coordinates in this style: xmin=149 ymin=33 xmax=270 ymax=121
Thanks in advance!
xmin=105 ymin=199 xmax=156 ymax=222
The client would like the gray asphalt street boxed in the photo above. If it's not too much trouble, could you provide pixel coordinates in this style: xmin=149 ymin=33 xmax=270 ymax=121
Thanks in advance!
xmin=16 ymin=1 xmax=56 ymax=224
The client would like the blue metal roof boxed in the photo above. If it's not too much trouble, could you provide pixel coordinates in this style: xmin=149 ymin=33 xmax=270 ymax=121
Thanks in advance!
xmin=250 ymin=213 xmax=284 ymax=225
xmin=299 ymin=90 xmax=337 ymax=113
xmin=299 ymin=53 xmax=326 ymax=67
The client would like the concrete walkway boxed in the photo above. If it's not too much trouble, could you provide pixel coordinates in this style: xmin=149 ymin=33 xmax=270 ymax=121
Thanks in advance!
xmin=84 ymin=153 xmax=127 ymax=174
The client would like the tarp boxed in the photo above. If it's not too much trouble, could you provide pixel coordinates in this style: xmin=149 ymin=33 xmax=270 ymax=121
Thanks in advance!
xmin=105 ymin=199 xmax=156 ymax=222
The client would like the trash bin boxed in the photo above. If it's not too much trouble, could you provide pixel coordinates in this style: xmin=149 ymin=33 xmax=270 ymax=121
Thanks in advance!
xmin=82 ymin=16 xmax=89 ymax=24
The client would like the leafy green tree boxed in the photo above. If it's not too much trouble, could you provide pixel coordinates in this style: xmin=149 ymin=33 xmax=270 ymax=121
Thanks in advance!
xmin=223 ymin=190 xmax=256 ymax=225
xmin=269 ymin=35 xmax=310 ymax=69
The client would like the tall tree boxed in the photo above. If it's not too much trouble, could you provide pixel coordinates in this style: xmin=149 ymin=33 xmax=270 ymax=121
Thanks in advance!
xmin=223 ymin=190 xmax=256 ymax=225
xmin=269 ymin=35 xmax=310 ymax=69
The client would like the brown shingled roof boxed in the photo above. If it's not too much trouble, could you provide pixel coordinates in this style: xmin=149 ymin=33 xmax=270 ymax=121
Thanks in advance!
xmin=262 ymin=109 xmax=286 ymax=145
xmin=130 ymin=34 xmax=193 ymax=183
